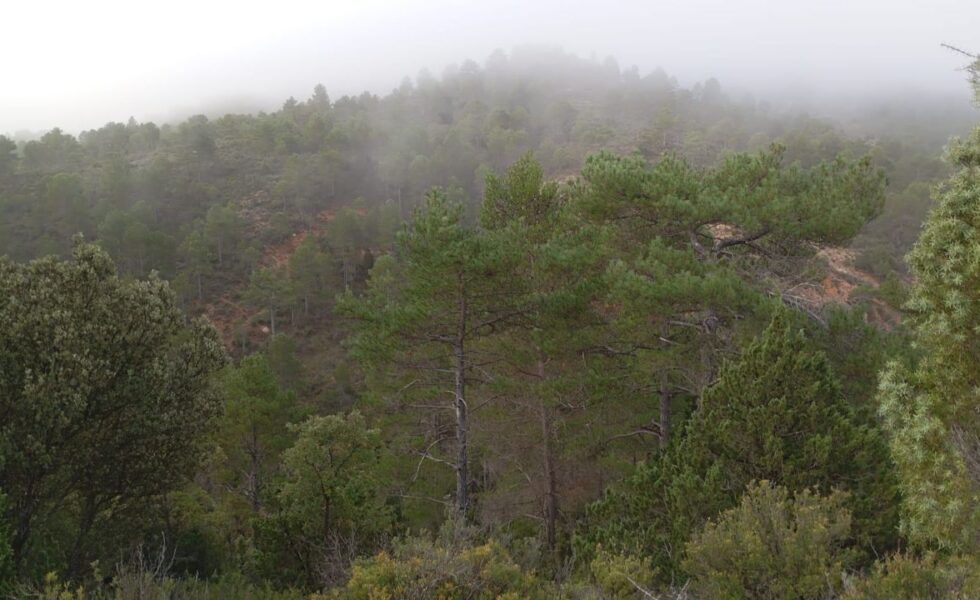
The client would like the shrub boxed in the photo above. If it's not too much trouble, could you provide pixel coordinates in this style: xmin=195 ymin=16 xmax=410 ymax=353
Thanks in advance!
xmin=588 ymin=547 xmax=656 ymax=599
xmin=330 ymin=520 xmax=553 ymax=599
xmin=843 ymin=553 xmax=980 ymax=600
xmin=682 ymin=481 xmax=852 ymax=600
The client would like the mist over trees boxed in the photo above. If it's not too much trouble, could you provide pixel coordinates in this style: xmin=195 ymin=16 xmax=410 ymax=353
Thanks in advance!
xmin=0 ymin=47 xmax=978 ymax=598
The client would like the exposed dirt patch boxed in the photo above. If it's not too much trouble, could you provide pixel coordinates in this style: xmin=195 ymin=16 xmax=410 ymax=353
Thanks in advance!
xmin=788 ymin=246 xmax=900 ymax=329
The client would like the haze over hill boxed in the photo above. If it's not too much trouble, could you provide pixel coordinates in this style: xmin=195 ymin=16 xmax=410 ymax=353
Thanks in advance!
xmin=4 ymin=0 xmax=979 ymax=134
xmin=2 ymin=2 xmax=980 ymax=597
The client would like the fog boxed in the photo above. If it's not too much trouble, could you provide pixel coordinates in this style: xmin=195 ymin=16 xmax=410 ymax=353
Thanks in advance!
xmin=4 ymin=0 xmax=978 ymax=135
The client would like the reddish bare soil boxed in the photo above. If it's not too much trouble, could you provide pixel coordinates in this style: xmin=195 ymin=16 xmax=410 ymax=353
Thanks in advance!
xmin=793 ymin=247 xmax=901 ymax=329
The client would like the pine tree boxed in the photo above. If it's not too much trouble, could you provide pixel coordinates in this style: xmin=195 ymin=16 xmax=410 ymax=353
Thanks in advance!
xmin=288 ymin=235 xmax=335 ymax=317
xmin=218 ymin=354 xmax=300 ymax=512
xmin=339 ymin=188 xmax=525 ymax=517
xmin=204 ymin=204 xmax=243 ymax=266
xmin=573 ymin=144 xmax=885 ymax=450
xmin=478 ymin=154 xmax=607 ymax=550
xmin=578 ymin=313 xmax=898 ymax=579
xmin=246 ymin=267 xmax=293 ymax=336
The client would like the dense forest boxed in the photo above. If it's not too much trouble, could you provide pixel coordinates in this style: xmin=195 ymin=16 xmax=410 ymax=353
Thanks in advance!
xmin=1 ymin=48 xmax=979 ymax=598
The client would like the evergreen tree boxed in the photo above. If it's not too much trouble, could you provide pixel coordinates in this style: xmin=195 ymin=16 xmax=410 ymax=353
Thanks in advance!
xmin=246 ymin=267 xmax=293 ymax=336
xmin=877 ymin=125 xmax=980 ymax=550
xmin=0 ymin=136 xmax=17 ymax=178
xmin=478 ymin=154 xmax=608 ymax=551
xmin=577 ymin=314 xmax=899 ymax=579
xmin=178 ymin=227 xmax=213 ymax=301
xmin=573 ymin=145 xmax=885 ymax=450
xmin=218 ymin=354 xmax=300 ymax=512
xmin=339 ymin=188 xmax=524 ymax=517
xmin=288 ymin=235 xmax=335 ymax=317
xmin=204 ymin=203 xmax=244 ymax=266
xmin=0 ymin=493 xmax=11 ymax=593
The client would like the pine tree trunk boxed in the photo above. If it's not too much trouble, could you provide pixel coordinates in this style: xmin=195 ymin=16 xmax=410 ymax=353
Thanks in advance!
xmin=248 ymin=421 xmax=261 ymax=512
xmin=538 ymin=358 xmax=558 ymax=550
xmin=659 ymin=370 xmax=671 ymax=449
xmin=454 ymin=277 xmax=469 ymax=516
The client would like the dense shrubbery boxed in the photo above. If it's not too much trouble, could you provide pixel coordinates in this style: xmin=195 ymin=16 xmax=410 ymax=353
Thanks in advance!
xmin=330 ymin=522 xmax=554 ymax=600
xmin=682 ymin=481 xmax=852 ymax=599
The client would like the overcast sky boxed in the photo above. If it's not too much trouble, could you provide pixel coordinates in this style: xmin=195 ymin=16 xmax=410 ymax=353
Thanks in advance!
xmin=3 ymin=0 xmax=978 ymax=134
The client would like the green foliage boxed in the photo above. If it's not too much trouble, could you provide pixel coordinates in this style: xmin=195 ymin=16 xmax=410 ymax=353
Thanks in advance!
xmin=177 ymin=228 xmax=213 ymax=301
xmin=279 ymin=412 xmax=391 ymax=539
xmin=577 ymin=144 xmax=884 ymax=252
xmin=682 ymin=481 xmax=852 ymax=600
xmin=261 ymin=411 xmax=391 ymax=588
xmin=0 ymin=492 xmax=12 ymax=593
xmin=265 ymin=334 xmax=306 ymax=392
xmin=204 ymin=204 xmax=244 ymax=266
xmin=22 ymin=128 xmax=80 ymax=172
xmin=588 ymin=548 xmax=656 ymax=599
xmin=808 ymin=306 xmax=908 ymax=415
xmin=877 ymin=125 xmax=980 ymax=550
xmin=218 ymin=354 xmax=300 ymax=512
xmin=0 ymin=48 xmax=964 ymax=592
xmin=34 ymin=568 xmax=306 ymax=600
xmin=0 ymin=135 xmax=16 ymax=177
xmin=288 ymin=236 xmax=336 ymax=317
xmin=578 ymin=313 xmax=898 ymax=578
xmin=481 ymin=152 xmax=559 ymax=230
xmin=246 ymin=267 xmax=293 ymax=336
xmin=332 ymin=522 xmax=553 ymax=599
xmin=843 ymin=553 xmax=980 ymax=600
xmin=570 ymin=143 xmax=885 ymax=459
xmin=0 ymin=243 xmax=227 ymax=576
xmin=339 ymin=188 xmax=524 ymax=516
xmin=475 ymin=154 xmax=610 ymax=553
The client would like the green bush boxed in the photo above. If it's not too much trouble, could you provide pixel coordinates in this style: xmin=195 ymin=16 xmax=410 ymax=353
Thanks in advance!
xmin=329 ymin=521 xmax=553 ymax=599
xmin=843 ymin=553 xmax=980 ymax=600
xmin=682 ymin=481 xmax=852 ymax=600
xmin=588 ymin=547 xmax=656 ymax=599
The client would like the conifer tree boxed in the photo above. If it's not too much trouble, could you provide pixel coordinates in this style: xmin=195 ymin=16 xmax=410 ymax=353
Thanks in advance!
xmin=246 ymin=267 xmax=293 ymax=336
xmin=339 ymin=188 xmax=525 ymax=517
xmin=204 ymin=203 xmax=244 ymax=266
xmin=288 ymin=235 xmax=335 ymax=317
xmin=578 ymin=313 xmax=898 ymax=579
xmin=877 ymin=125 xmax=980 ymax=550
xmin=478 ymin=153 xmax=606 ymax=550
xmin=573 ymin=144 xmax=885 ymax=449
xmin=218 ymin=354 xmax=300 ymax=512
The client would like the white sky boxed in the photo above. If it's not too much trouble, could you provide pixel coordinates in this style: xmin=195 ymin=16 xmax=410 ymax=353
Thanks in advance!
xmin=2 ymin=0 xmax=978 ymax=133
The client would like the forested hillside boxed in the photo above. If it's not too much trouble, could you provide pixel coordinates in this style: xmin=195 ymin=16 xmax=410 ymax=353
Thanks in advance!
xmin=0 ymin=48 xmax=978 ymax=598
